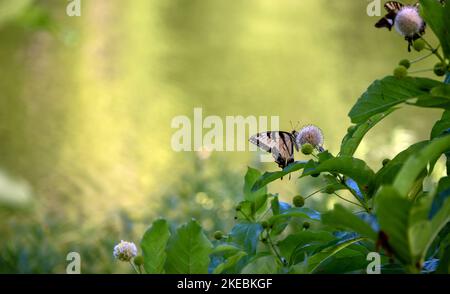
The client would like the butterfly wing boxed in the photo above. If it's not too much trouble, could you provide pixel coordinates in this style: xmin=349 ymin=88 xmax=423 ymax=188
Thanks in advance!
xmin=375 ymin=1 xmax=404 ymax=30
xmin=384 ymin=1 xmax=403 ymax=13
xmin=249 ymin=131 xmax=296 ymax=169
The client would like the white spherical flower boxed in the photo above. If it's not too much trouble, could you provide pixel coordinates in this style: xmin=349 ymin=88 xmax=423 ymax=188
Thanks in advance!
xmin=113 ymin=240 xmax=137 ymax=262
xmin=394 ymin=6 xmax=424 ymax=37
xmin=296 ymin=125 xmax=324 ymax=150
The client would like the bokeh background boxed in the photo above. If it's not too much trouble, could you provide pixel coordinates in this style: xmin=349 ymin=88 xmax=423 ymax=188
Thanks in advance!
xmin=0 ymin=0 xmax=444 ymax=273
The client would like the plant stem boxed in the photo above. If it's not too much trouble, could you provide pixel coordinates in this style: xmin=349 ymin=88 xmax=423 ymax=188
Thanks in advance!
xmin=304 ymin=187 xmax=326 ymax=200
xmin=332 ymin=192 xmax=366 ymax=209
xmin=266 ymin=231 xmax=284 ymax=266
xmin=421 ymin=37 xmax=445 ymax=63
xmin=129 ymin=261 xmax=140 ymax=274
xmin=410 ymin=51 xmax=434 ymax=64
xmin=408 ymin=68 xmax=433 ymax=74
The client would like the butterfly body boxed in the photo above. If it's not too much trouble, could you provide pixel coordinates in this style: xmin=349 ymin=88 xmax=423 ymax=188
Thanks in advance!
xmin=249 ymin=130 xmax=298 ymax=169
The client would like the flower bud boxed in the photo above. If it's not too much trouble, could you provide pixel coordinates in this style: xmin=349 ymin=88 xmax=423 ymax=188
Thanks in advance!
xmin=413 ymin=39 xmax=426 ymax=52
xmin=394 ymin=66 xmax=408 ymax=78
xmin=301 ymin=143 xmax=314 ymax=155
xmin=399 ymin=59 xmax=411 ymax=69
xmin=382 ymin=158 xmax=391 ymax=166
xmin=434 ymin=62 xmax=447 ymax=77
xmin=303 ymin=222 xmax=310 ymax=229
xmin=293 ymin=195 xmax=305 ymax=207
xmin=133 ymin=255 xmax=144 ymax=266
xmin=325 ymin=185 xmax=335 ymax=194
xmin=213 ymin=231 xmax=224 ymax=240
xmin=261 ymin=221 xmax=269 ymax=229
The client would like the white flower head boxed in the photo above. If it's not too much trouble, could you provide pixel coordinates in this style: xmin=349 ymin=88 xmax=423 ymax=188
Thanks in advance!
xmin=394 ymin=6 xmax=424 ymax=37
xmin=113 ymin=240 xmax=137 ymax=262
xmin=296 ymin=125 xmax=324 ymax=150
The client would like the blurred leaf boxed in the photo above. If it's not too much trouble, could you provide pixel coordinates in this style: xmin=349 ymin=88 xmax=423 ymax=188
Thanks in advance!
xmin=244 ymin=167 xmax=267 ymax=211
xmin=341 ymin=109 xmax=396 ymax=156
xmin=349 ymin=76 xmax=444 ymax=124
xmin=240 ymin=254 xmax=279 ymax=274
xmin=310 ymin=248 xmax=368 ymax=274
xmin=271 ymin=196 xmax=280 ymax=216
xmin=251 ymin=161 xmax=307 ymax=192
xmin=141 ymin=219 xmax=170 ymax=274
xmin=300 ymin=156 xmax=375 ymax=191
xmin=211 ymin=244 xmax=241 ymax=255
xmin=419 ymin=0 xmax=450 ymax=59
xmin=229 ymin=222 xmax=263 ymax=255
xmin=236 ymin=200 xmax=254 ymax=221
xmin=213 ymin=251 xmax=247 ymax=274
xmin=165 ymin=220 xmax=212 ymax=274
xmin=393 ymin=135 xmax=450 ymax=197
xmin=322 ymin=204 xmax=377 ymax=240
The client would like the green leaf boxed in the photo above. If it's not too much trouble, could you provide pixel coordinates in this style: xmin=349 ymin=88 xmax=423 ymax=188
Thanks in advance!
xmin=374 ymin=141 xmax=428 ymax=188
xmin=341 ymin=109 xmax=396 ymax=156
xmin=240 ymin=254 xmax=280 ymax=274
xmin=308 ymin=248 xmax=368 ymax=274
xmin=430 ymin=177 xmax=450 ymax=219
xmin=419 ymin=0 xmax=450 ymax=59
xmin=213 ymin=251 xmax=247 ymax=274
xmin=393 ymin=135 xmax=450 ymax=197
xmin=165 ymin=220 xmax=212 ymax=274
xmin=141 ymin=219 xmax=170 ymax=274
xmin=322 ymin=204 xmax=377 ymax=240
xmin=251 ymin=161 xmax=307 ymax=192
xmin=300 ymin=156 xmax=375 ymax=191
xmin=376 ymin=187 xmax=414 ymax=265
xmin=306 ymin=236 xmax=366 ymax=273
xmin=269 ymin=207 xmax=321 ymax=226
xmin=278 ymin=231 xmax=335 ymax=265
xmin=244 ymin=167 xmax=267 ymax=211
xmin=431 ymin=110 xmax=450 ymax=139
xmin=349 ymin=76 xmax=443 ymax=124
xmin=229 ymin=222 xmax=263 ymax=255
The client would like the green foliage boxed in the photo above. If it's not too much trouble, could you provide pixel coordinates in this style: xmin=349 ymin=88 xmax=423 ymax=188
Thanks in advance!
xmin=140 ymin=219 xmax=170 ymax=274
xmin=129 ymin=2 xmax=450 ymax=275
xmin=165 ymin=220 xmax=212 ymax=274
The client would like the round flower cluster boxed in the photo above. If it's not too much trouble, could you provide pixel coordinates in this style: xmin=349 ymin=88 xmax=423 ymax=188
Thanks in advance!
xmin=113 ymin=240 xmax=137 ymax=262
xmin=394 ymin=6 xmax=424 ymax=37
xmin=296 ymin=125 xmax=324 ymax=151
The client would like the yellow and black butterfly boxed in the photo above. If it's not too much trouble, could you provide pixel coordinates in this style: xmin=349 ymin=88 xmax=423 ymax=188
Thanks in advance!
xmin=375 ymin=1 xmax=426 ymax=52
xmin=249 ymin=130 xmax=299 ymax=169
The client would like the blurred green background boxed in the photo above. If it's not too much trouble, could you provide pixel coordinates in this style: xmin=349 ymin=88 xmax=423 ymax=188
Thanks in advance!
xmin=0 ymin=0 xmax=444 ymax=273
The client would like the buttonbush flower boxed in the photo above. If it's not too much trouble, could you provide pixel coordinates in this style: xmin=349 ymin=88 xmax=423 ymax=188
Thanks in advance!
xmin=113 ymin=240 xmax=137 ymax=262
xmin=394 ymin=6 xmax=424 ymax=38
xmin=296 ymin=125 xmax=324 ymax=151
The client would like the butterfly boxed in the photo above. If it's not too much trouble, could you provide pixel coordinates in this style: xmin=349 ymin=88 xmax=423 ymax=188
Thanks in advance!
xmin=375 ymin=1 xmax=426 ymax=52
xmin=249 ymin=128 xmax=299 ymax=170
